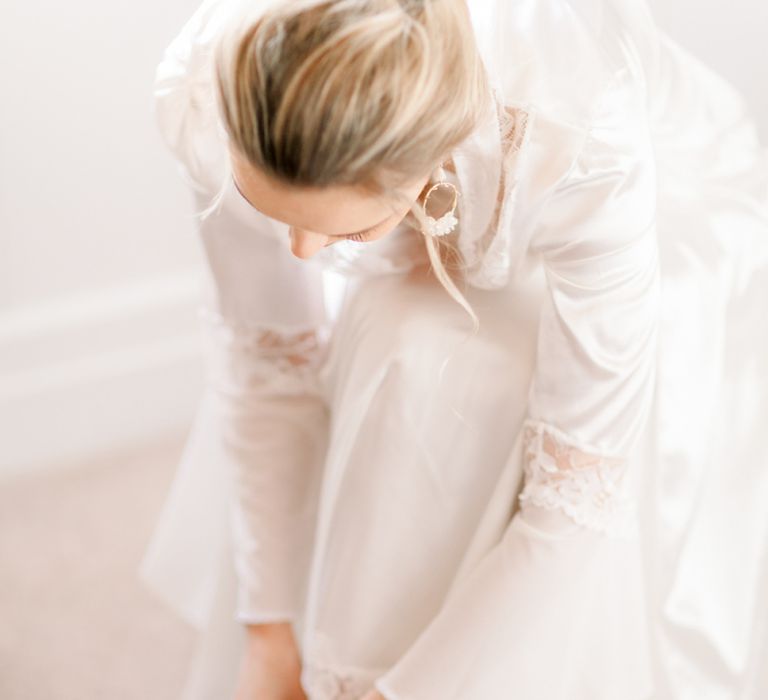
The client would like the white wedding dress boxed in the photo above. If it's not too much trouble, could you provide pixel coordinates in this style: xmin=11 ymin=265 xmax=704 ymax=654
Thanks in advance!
xmin=138 ymin=1 xmax=768 ymax=699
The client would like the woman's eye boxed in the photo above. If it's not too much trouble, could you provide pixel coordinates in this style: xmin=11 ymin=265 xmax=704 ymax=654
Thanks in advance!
xmin=343 ymin=214 xmax=395 ymax=241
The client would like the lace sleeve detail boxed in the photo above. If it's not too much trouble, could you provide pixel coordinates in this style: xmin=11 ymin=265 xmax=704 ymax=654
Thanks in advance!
xmin=302 ymin=665 xmax=374 ymax=700
xmin=198 ymin=304 xmax=328 ymax=398
xmin=198 ymin=305 xmax=330 ymax=623
xmin=517 ymin=419 xmax=638 ymax=539
xmin=301 ymin=631 xmax=382 ymax=700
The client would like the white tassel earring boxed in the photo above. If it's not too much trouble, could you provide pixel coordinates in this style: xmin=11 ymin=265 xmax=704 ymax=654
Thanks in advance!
xmin=420 ymin=164 xmax=460 ymax=237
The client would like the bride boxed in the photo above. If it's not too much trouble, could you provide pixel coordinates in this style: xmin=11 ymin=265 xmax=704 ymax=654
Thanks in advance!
xmin=140 ymin=1 xmax=768 ymax=698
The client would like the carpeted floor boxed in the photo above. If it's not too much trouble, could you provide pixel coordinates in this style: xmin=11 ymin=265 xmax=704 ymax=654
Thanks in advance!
xmin=0 ymin=436 xmax=196 ymax=700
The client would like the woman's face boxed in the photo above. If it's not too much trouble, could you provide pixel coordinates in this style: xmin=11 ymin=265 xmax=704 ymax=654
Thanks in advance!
xmin=228 ymin=145 xmax=431 ymax=259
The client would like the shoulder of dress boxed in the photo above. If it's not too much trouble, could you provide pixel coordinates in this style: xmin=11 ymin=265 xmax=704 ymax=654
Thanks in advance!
xmin=470 ymin=0 xmax=635 ymax=131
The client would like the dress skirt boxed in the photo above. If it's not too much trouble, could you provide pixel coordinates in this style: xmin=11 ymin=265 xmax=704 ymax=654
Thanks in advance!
xmin=299 ymin=263 xmax=550 ymax=697
xmin=141 ymin=258 xmax=553 ymax=700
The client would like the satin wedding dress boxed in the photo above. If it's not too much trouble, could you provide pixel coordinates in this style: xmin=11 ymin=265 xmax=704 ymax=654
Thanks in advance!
xmin=138 ymin=1 xmax=768 ymax=698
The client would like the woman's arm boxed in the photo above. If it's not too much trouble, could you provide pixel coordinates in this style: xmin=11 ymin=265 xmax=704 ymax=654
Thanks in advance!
xmin=153 ymin=4 xmax=329 ymax=697
xmin=154 ymin=0 xmax=331 ymax=627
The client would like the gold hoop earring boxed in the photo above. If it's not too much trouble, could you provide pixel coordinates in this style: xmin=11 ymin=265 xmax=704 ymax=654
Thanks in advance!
xmin=420 ymin=165 xmax=460 ymax=237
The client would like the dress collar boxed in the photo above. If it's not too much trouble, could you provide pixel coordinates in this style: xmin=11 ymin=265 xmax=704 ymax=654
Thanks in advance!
xmin=450 ymin=88 xmax=503 ymax=266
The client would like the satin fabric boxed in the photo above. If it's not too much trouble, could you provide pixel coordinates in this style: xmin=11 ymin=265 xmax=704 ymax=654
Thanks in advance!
xmin=138 ymin=1 xmax=768 ymax=698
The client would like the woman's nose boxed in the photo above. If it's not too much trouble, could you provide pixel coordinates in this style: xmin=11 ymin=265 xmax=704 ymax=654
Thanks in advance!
xmin=288 ymin=226 xmax=332 ymax=259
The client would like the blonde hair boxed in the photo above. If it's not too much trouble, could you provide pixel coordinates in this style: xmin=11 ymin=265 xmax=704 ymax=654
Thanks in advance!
xmin=208 ymin=0 xmax=492 ymax=332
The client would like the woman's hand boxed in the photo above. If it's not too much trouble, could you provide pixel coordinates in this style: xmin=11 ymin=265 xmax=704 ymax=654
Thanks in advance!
xmin=233 ymin=622 xmax=307 ymax=700
xmin=361 ymin=690 xmax=388 ymax=700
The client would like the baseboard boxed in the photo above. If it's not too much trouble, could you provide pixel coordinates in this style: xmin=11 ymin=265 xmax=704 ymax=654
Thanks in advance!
xmin=0 ymin=271 xmax=207 ymax=478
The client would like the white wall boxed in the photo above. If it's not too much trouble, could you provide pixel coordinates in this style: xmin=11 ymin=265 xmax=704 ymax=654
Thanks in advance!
xmin=1 ymin=1 xmax=766 ymax=476
xmin=0 ymin=0 xmax=206 ymax=310
xmin=0 ymin=0 xmax=208 ymax=475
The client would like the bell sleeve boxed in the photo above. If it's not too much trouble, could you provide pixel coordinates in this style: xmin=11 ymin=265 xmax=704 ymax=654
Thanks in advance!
xmin=194 ymin=220 xmax=331 ymax=627
xmin=372 ymin=60 xmax=661 ymax=700
xmin=153 ymin=0 xmax=331 ymax=627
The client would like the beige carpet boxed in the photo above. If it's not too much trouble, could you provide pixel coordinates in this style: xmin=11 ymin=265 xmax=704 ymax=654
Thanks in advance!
xmin=0 ymin=436 xmax=196 ymax=700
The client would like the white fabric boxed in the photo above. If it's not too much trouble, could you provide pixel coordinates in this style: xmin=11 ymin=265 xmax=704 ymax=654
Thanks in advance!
xmin=138 ymin=1 xmax=768 ymax=698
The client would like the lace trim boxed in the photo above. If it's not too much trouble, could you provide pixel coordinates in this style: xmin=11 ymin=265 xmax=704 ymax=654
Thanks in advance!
xmin=517 ymin=419 xmax=638 ymax=538
xmin=301 ymin=632 xmax=380 ymax=700
xmin=198 ymin=305 xmax=327 ymax=395
xmin=302 ymin=664 xmax=375 ymax=700
xmin=500 ymin=103 xmax=530 ymax=155
xmin=462 ymin=95 xmax=532 ymax=289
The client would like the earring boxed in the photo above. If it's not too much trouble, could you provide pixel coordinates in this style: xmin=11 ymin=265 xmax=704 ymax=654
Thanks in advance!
xmin=420 ymin=164 xmax=460 ymax=237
